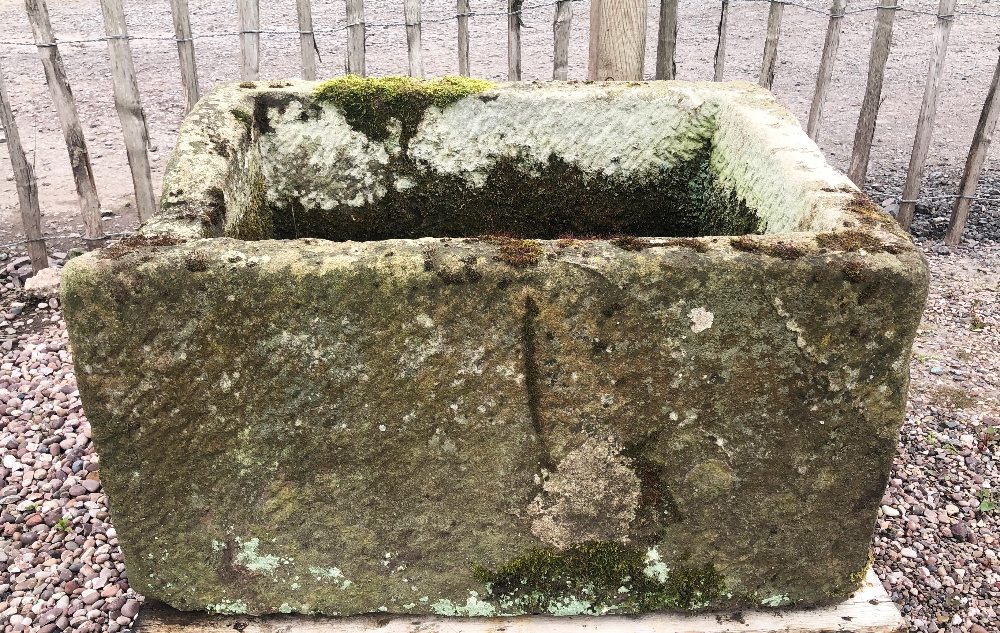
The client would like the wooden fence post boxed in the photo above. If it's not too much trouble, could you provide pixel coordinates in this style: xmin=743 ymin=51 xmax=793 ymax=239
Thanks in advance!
xmin=296 ymin=0 xmax=319 ymax=80
xmin=897 ymin=0 xmax=957 ymax=230
xmin=655 ymin=0 xmax=678 ymax=80
xmin=553 ymin=0 xmax=573 ymax=80
xmin=237 ymin=0 xmax=260 ymax=81
xmin=806 ymin=0 xmax=846 ymax=141
xmin=24 ymin=0 xmax=103 ymax=250
xmin=945 ymin=48 xmax=1000 ymax=246
xmin=404 ymin=0 xmax=424 ymax=78
xmin=847 ymin=0 xmax=897 ymax=186
xmin=759 ymin=0 xmax=784 ymax=90
xmin=713 ymin=0 xmax=728 ymax=81
xmin=508 ymin=0 xmax=522 ymax=81
xmin=457 ymin=0 xmax=470 ymax=76
xmin=588 ymin=0 xmax=647 ymax=81
xmin=100 ymin=0 xmax=157 ymax=221
xmin=346 ymin=0 xmax=366 ymax=75
xmin=168 ymin=0 xmax=200 ymax=112
xmin=0 ymin=60 xmax=48 ymax=271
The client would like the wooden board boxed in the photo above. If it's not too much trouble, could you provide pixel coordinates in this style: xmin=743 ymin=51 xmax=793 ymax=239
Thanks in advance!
xmin=136 ymin=570 xmax=904 ymax=633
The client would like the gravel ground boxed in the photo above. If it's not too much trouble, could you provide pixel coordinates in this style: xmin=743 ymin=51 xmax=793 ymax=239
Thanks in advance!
xmin=0 ymin=237 xmax=998 ymax=633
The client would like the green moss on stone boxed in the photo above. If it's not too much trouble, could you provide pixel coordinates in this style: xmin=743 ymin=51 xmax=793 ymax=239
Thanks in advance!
xmin=473 ymin=542 xmax=726 ymax=614
xmin=100 ymin=235 xmax=186 ymax=260
xmin=610 ymin=236 xmax=653 ymax=251
xmin=313 ymin=75 xmax=494 ymax=146
xmin=229 ymin=108 xmax=253 ymax=134
xmin=661 ymin=237 xmax=710 ymax=253
xmin=730 ymin=236 xmax=806 ymax=259
xmin=815 ymin=229 xmax=884 ymax=252
xmin=484 ymin=236 xmax=544 ymax=267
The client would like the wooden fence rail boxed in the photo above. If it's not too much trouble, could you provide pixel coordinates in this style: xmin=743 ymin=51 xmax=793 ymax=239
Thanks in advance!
xmin=3 ymin=0 xmax=1000 ymax=269
xmin=169 ymin=0 xmax=201 ymax=111
xmin=898 ymin=0 xmax=957 ymax=230
xmin=24 ymin=0 xmax=104 ymax=250
xmin=0 ymin=59 xmax=48 ymax=271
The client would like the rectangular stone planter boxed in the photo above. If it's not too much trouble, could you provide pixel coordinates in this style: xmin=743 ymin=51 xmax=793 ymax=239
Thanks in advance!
xmin=62 ymin=78 xmax=928 ymax=618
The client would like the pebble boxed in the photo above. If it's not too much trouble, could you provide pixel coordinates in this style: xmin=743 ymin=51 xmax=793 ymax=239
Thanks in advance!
xmin=870 ymin=244 xmax=1000 ymax=633
xmin=0 ymin=285 xmax=143 ymax=632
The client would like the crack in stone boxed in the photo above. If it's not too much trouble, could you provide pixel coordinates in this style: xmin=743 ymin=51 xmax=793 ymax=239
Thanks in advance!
xmin=520 ymin=293 xmax=552 ymax=470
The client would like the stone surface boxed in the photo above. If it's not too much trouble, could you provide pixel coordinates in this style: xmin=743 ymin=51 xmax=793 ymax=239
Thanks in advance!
xmin=24 ymin=266 xmax=62 ymax=298
xmin=61 ymin=79 xmax=929 ymax=618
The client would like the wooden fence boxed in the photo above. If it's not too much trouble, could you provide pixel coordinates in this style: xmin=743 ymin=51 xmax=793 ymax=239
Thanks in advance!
xmin=2 ymin=0 xmax=1000 ymax=273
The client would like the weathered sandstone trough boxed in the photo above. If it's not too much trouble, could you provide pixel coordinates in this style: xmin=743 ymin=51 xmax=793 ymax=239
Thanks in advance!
xmin=62 ymin=78 xmax=928 ymax=618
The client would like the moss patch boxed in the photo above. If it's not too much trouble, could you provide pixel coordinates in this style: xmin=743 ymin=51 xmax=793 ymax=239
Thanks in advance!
xmin=730 ymin=236 xmax=806 ymax=259
xmin=483 ymin=236 xmax=544 ymax=268
xmin=816 ymin=229 xmax=884 ymax=252
xmin=230 ymin=108 xmax=253 ymax=134
xmin=473 ymin=542 xmax=725 ymax=613
xmin=610 ymin=236 xmax=653 ymax=251
xmin=313 ymin=75 xmax=494 ymax=146
xmin=101 ymin=235 xmax=185 ymax=260
xmin=662 ymin=237 xmax=710 ymax=253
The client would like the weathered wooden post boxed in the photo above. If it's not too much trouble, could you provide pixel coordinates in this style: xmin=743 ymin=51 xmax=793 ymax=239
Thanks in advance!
xmin=237 ymin=0 xmax=260 ymax=81
xmin=457 ymin=0 xmax=471 ymax=77
xmin=346 ymin=0 xmax=366 ymax=75
xmin=297 ymin=0 xmax=319 ymax=80
xmin=713 ymin=0 xmax=729 ymax=81
xmin=897 ymin=0 xmax=957 ymax=230
xmin=24 ymin=0 xmax=104 ymax=250
xmin=99 ymin=0 xmax=157 ymax=221
xmin=945 ymin=48 xmax=1000 ymax=246
xmin=0 ymin=59 xmax=48 ymax=271
xmin=806 ymin=0 xmax=846 ymax=141
xmin=588 ymin=0 xmax=647 ymax=81
xmin=553 ymin=0 xmax=573 ymax=80
xmin=847 ymin=0 xmax=897 ymax=186
xmin=655 ymin=0 xmax=678 ymax=80
xmin=759 ymin=0 xmax=784 ymax=90
xmin=508 ymin=0 xmax=522 ymax=81
xmin=168 ymin=0 xmax=200 ymax=111
xmin=404 ymin=0 xmax=424 ymax=78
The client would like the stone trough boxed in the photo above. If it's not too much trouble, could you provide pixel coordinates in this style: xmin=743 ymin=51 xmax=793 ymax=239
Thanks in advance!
xmin=62 ymin=78 xmax=928 ymax=619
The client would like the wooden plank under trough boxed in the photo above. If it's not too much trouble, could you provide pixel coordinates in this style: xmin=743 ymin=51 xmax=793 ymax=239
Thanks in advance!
xmin=135 ymin=570 xmax=905 ymax=633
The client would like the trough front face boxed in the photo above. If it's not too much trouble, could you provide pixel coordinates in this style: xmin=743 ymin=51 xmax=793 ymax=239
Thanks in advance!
xmin=62 ymin=78 xmax=929 ymax=617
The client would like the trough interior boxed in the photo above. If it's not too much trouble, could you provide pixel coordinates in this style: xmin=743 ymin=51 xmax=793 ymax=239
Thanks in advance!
xmin=213 ymin=82 xmax=828 ymax=243
xmin=252 ymin=134 xmax=763 ymax=242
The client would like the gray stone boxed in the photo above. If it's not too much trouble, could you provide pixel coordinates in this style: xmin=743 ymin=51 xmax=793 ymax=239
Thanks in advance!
xmin=62 ymin=79 xmax=928 ymax=617
xmin=24 ymin=267 xmax=61 ymax=299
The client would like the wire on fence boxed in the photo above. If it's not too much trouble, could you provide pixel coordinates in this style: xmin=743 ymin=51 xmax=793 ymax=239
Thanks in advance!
xmin=0 ymin=231 xmax=134 ymax=252
xmin=0 ymin=0 xmax=591 ymax=48
xmin=0 ymin=0 xmax=997 ymax=49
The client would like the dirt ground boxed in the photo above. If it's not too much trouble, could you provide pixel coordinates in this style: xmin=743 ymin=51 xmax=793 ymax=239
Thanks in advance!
xmin=0 ymin=0 xmax=999 ymax=246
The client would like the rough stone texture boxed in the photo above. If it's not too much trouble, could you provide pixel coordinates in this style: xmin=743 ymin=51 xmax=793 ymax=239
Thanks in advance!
xmin=61 ymin=79 xmax=929 ymax=618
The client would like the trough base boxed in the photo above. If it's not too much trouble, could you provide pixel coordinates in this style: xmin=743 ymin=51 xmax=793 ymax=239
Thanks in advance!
xmin=136 ymin=570 xmax=904 ymax=633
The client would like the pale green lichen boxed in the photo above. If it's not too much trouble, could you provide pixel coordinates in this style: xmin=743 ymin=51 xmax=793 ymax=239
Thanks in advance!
xmin=643 ymin=547 xmax=670 ymax=583
xmin=206 ymin=599 xmax=249 ymax=614
xmin=431 ymin=592 xmax=497 ymax=617
xmin=761 ymin=594 xmax=791 ymax=607
xmin=234 ymin=537 xmax=285 ymax=573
